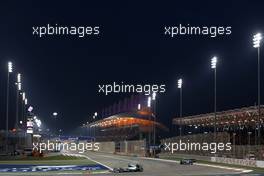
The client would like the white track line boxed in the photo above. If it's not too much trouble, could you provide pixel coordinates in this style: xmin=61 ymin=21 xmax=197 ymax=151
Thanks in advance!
xmin=62 ymin=152 xmax=113 ymax=171
xmin=92 ymin=153 xmax=136 ymax=163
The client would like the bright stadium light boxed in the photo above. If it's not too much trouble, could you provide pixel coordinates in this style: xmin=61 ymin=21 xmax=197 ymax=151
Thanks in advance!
xmin=211 ymin=56 xmax=217 ymax=69
xmin=8 ymin=62 xmax=13 ymax=73
xmin=17 ymin=83 xmax=21 ymax=91
xmin=253 ymin=33 xmax=262 ymax=48
xmin=28 ymin=106 xmax=33 ymax=112
xmin=177 ymin=78 xmax=182 ymax=89
xmin=137 ymin=103 xmax=141 ymax=110
xmin=94 ymin=112 xmax=98 ymax=117
xmin=147 ymin=96 xmax=151 ymax=107
xmin=53 ymin=112 xmax=58 ymax=116
xmin=22 ymin=92 xmax=25 ymax=101
xmin=152 ymin=92 xmax=156 ymax=101
xmin=17 ymin=73 xmax=21 ymax=83
xmin=35 ymin=118 xmax=41 ymax=127
xmin=25 ymin=98 xmax=28 ymax=105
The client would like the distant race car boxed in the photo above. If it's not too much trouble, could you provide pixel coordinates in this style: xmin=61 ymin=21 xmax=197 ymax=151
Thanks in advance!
xmin=113 ymin=163 xmax=143 ymax=173
xmin=180 ymin=159 xmax=196 ymax=165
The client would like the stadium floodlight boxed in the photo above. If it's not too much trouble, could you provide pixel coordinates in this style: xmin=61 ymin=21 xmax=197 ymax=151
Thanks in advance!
xmin=152 ymin=92 xmax=156 ymax=101
xmin=28 ymin=106 xmax=33 ymax=112
xmin=253 ymin=33 xmax=262 ymax=48
xmin=17 ymin=73 xmax=21 ymax=83
xmin=177 ymin=78 xmax=182 ymax=89
xmin=211 ymin=56 xmax=217 ymax=69
xmin=147 ymin=96 xmax=151 ymax=107
xmin=53 ymin=112 xmax=58 ymax=116
xmin=8 ymin=62 xmax=13 ymax=73
xmin=22 ymin=92 xmax=25 ymax=100
xmin=137 ymin=103 xmax=141 ymax=110
xmin=24 ymin=98 xmax=28 ymax=105
xmin=253 ymin=33 xmax=262 ymax=145
xmin=17 ymin=83 xmax=21 ymax=91
xmin=94 ymin=112 xmax=98 ymax=117
xmin=35 ymin=118 xmax=41 ymax=127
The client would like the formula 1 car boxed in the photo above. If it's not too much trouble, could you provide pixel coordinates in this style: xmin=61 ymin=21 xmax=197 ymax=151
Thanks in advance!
xmin=180 ymin=159 xmax=196 ymax=165
xmin=113 ymin=163 xmax=143 ymax=173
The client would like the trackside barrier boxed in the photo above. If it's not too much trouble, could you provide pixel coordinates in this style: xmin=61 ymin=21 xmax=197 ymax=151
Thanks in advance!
xmin=211 ymin=157 xmax=257 ymax=167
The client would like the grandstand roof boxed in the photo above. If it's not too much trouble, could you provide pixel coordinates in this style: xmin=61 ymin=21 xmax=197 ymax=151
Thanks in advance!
xmin=173 ymin=105 xmax=264 ymax=127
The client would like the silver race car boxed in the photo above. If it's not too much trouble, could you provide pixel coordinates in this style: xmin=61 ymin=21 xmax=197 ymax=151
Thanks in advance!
xmin=113 ymin=163 xmax=144 ymax=173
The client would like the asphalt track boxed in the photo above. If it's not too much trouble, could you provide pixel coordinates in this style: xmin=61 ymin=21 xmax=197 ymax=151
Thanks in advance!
xmin=0 ymin=151 xmax=254 ymax=176
xmin=78 ymin=151 xmax=248 ymax=176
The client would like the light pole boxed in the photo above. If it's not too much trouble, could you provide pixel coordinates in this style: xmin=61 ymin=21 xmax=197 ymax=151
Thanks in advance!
xmin=21 ymin=92 xmax=26 ymax=124
xmin=211 ymin=56 xmax=217 ymax=142
xmin=5 ymin=61 xmax=13 ymax=152
xmin=152 ymin=92 xmax=157 ymax=156
xmin=52 ymin=112 xmax=58 ymax=136
xmin=15 ymin=73 xmax=22 ymax=128
xmin=253 ymin=33 xmax=262 ymax=145
xmin=177 ymin=78 xmax=183 ymax=136
xmin=93 ymin=112 xmax=97 ymax=141
xmin=147 ymin=96 xmax=152 ymax=149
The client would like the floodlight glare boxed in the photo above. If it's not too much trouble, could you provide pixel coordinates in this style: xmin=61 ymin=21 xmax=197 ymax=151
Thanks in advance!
xmin=22 ymin=92 xmax=25 ymax=100
xmin=94 ymin=112 xmax=98 ymax=116
xmin=17 ymin=73 xmax=21 ymax=83
xmin=25 ymin=98 xmax=28 ymax=105
xmin=211 ymin=56 xmax=217 ymax=69
xmin=28 ymin=106 xmax=33 ymax=112
xmin=147 ymin=96 xmax=151 ymax=107
xmin=138 ymin=103 xmax=141 ymax=110
xmin=8 ymin=62 xmax=13 ymax=73
xmin=253 ymin=33 xmax=262 ymax=48
xmin=152 ymin=92 xmax=156 ymax=100
xmin=18 ymin=83 xmax=21 ymax=91
xmin=177 ymin=79 xmax=182 ymax=89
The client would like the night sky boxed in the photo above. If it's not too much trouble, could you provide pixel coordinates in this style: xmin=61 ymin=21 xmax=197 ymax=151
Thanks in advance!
xmin=0 ymin=1 xmax=264 ymax=134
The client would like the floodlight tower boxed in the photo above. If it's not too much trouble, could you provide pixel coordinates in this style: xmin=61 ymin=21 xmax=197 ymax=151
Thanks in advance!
xmin=211 ymin=56 xmax=217 ymax=142
xmin=177 ymin=78 xmax=183 ymax=136
xmin=253 ymin=33 xmax=262 ymax=145
xmin=5 ymin=62 xmax=13 ymax=152
xmin=15 ymin=73 xmax=22 ymax=128
xmin=152 ymin=92 xmax=157 ymax=155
